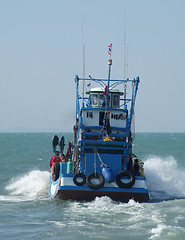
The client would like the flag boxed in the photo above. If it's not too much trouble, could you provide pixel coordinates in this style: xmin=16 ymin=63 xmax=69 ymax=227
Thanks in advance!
xmin=104 ymin=85 xmax=107 ymax=95
xmin=108 ymin=44 xmax=112 ymax=55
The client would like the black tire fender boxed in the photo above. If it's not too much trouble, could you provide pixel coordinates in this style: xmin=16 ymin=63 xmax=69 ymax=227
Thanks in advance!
xmin=53 ymin=162 xmax=60 ymax=181
xmin=116 ymin=170 xmax=135 ymax=188
xmin=73 ymin=173 xmax=86 ymax=186
xmin=86 ymin=173 xmax=105 ymax=189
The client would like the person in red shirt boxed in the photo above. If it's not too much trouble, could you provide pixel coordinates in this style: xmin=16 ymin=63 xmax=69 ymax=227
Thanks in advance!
xmin=49 ymin=151 xmax=62 ymax=173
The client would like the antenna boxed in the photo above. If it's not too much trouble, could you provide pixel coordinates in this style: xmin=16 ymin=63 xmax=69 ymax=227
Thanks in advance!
xmin=123 ymin=9 xmax=127 ymax=109
xmin=82 ymin=44 xmax=85 ymax=106
xmin=82 ymin=16 xmax=85 ymax=107
xmin=126 ymin=29 xmax=129 ymax=76
xmin=124 ymin=9 xmax=126 ymax=80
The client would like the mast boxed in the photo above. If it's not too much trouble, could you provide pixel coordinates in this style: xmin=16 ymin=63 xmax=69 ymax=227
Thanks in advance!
xmin=106 ymin=44 xmax=112 ymax=108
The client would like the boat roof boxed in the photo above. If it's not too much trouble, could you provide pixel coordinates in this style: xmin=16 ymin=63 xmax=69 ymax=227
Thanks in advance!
xmin=86 ymin=87 xmax=123 ymax=95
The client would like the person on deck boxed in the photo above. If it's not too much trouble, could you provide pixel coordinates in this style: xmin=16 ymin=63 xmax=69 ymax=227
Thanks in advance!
xmin=101 ymin=95 xmax=110 ymax=107
xmin=49 ymin=151 xmax=62 ymax=173
xmin=61 ymin=154 xmax=68 ymax=163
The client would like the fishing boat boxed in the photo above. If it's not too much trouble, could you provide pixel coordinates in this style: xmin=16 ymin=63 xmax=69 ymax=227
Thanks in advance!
xmin=49 ymin=45 xmax=149 ymax=202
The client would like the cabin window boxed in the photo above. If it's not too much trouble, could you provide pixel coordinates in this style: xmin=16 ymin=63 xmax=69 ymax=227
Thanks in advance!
xmin=100 ymin=93 xmax=106 ymax=106
xmin=87 ymin=112 xmax=93 ymax=118
xmin=90 ymin=94 xmax=98 ymax=106
xmin=112 ymin=94 xmax=120 ymax=107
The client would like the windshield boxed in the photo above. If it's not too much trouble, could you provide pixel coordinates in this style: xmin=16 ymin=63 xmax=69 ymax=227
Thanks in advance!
xmin=112 ymin=94 xmax=120 ymax=107
xmin=90 ymin=94 xmax=98 ymax=106
xmin=100 ymin=93 xmax=106 ymax=105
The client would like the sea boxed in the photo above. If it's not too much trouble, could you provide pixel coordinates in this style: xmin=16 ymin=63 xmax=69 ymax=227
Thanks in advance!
xmin=1 ymin=132 xmax=185 ymax=240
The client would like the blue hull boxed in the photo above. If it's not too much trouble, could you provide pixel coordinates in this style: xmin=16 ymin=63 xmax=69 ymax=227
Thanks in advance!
xmin=49 ymin=175 xmax=149 ymax=203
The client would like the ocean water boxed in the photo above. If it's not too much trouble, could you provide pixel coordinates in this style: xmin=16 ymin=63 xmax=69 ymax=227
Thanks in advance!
xmin=1 ymin=132 xmax=185 ymax=240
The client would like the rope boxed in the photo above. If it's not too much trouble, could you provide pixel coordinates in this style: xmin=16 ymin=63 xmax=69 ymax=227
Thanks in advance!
xmin=94 ymin=147 xmax=97 ymax=175
xmin=96 ymin=152 xmax=108 ymax=168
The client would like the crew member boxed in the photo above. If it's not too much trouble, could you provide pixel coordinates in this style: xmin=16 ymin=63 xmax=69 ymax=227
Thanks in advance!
xmin=61 ymin=154 xmax=68 ymax=163
xmin=49 ymin=151 xmax=62 ymax=173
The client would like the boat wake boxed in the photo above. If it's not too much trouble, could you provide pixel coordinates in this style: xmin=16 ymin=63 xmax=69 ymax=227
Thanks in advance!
xmin=1 ymin=170 xmax=50 ymax=202
xmin=144 ymin=156 xmax=185 ymax=201
xmin=2 ymin=156 xmax=185 ymax=203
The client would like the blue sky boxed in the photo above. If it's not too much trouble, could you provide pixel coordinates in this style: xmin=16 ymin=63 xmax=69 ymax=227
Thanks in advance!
xmin=0 ymin=0 xmax=185 ymax=132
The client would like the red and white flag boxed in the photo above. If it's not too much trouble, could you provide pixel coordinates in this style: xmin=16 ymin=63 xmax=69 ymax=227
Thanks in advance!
xmin=108 ymin=44 xmax=112 ymax=55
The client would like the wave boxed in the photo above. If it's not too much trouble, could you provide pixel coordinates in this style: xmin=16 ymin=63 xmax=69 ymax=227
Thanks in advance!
xmin=144 ymin=156 xmax=185 ymax=201
xmin=2 ymin=156 xmax=185 ymax=203
xmin=2 ymin=170 xmax=50 ymax=202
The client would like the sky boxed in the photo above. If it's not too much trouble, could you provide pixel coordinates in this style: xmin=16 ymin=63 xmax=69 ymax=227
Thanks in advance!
xmin=0 ymin=0 xmax=185 ymax=133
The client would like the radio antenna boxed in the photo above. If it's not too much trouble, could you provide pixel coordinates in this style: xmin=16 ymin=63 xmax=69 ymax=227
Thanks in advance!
xmin=82 ymin=16 xmax=85 ymax=107
xmin=124 ymin=10 xmax=126 ymax=80
xmin=123 ymin=9 xmax=127 ymax=108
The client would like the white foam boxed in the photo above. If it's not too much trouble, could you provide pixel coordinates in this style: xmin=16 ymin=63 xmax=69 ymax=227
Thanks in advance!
xmin=4 ymin=157 xmax=185 ymax=202
xmin=149 ymin=223 xmax=167 ymax=239
xmin=0 ymin=195 xmax=28 ymax=202
xmin=5 ymin=170 xmax=50 ymax=201
xmin=144 ymin=156 xmax=185 ymax=200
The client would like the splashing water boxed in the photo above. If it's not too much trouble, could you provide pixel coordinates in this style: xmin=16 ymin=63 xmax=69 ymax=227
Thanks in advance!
xmin=3 ymin=156 xmax=185 ymax=203
xmin=5 ymin=170 xmax=50 ymax=201
xmin=144 ymin=156 xmax=185 ymax=201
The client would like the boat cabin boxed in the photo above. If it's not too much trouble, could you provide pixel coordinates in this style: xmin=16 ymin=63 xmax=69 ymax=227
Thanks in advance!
xmin=86 ymin=87 xmax=123 ymax=108
xmin=81 ymin=87 xmax=127 ymax=134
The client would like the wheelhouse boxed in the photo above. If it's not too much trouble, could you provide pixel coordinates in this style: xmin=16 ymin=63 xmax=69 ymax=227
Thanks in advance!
xmin=86 ymin=87 xmax=123 ymax=108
